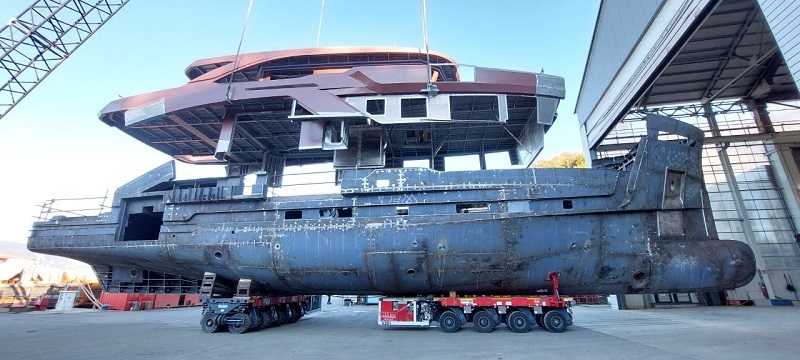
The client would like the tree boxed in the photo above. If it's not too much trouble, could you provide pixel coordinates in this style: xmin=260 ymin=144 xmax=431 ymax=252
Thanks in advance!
xmin=534 ymin=152 xmax=586 ymax=168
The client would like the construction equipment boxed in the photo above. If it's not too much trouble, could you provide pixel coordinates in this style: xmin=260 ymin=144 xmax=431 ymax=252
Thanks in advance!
xmin=199 ymin=272 xmax=322 ymax=334
xmin=0 ymin=0 xmax=129 ymax=119
xmin=379 ymin=272 xmax=572 ymax=333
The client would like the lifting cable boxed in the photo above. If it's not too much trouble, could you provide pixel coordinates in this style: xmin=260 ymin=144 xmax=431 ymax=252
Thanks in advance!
xmin=226 ymin=0 xmax=255 ymax=102
xmin=420 ymin=0 xmax=437 ymax=96
xmin=316 ymin=0 xmax=326 ymax=47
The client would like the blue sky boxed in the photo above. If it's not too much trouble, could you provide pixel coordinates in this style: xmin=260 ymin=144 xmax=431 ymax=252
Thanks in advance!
xmin=0 ymin=0 xmax=599 ymax=246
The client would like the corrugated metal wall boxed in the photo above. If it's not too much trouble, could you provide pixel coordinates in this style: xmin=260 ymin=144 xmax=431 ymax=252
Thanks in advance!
xmin=759 ymin=0 xmax=800 ymax=86
xmin=575 ymin=0 xmax=664 ymax=124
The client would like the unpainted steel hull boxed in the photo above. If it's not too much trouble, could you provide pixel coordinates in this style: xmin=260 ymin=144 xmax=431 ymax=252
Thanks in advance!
xmin=28 ymin=115 xmax=756 ymax=296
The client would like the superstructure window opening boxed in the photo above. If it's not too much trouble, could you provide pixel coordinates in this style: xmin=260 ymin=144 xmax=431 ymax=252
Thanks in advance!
xmin=366 ymin=99 xmax=385 ymax=115
xmin=262 ymin=69 xmax=314 ymax=80
xmin=401 ymin=98 xmax=427 ymax=118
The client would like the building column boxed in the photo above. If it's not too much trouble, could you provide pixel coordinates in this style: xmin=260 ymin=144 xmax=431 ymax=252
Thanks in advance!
xmin=704 ymin=103 xmax=776 ymax=300
xmin=479 ymin=152 xmax=487 ymax=170
xmin=766 ymin=145 xmax=800 ymax=233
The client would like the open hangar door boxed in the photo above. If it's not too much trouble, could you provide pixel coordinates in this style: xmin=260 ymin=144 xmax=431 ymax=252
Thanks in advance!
xmin=577 ymin=0 xmax=800 ymax=307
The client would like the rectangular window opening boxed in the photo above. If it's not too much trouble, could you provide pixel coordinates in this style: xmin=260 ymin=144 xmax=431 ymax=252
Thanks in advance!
xmin=319 ymin=207 xmax=353 ymax=218
xmin=264 ymin=69 xmax=313 ymax=80
xmin=123 ymin=206 xmax=163 ymax=241
xmin=396 ymin=206 xmax=409 ymax=216
xmin=450 ymin=95 xmax=499 ymax=121
xmin=456 ymin=203 xmax=489 ymax=213
xmin=329 ymin=122 xmax=342 ymax=143
xmin=401 ymin=98 xmax=427 ymax=118
xmin=284 ymin=210 xmax=303 ymax=220
xmin=562 ymin=200 xmax=573 ymax=209
xmin=366 ymin=99 xmax=385 ymax=115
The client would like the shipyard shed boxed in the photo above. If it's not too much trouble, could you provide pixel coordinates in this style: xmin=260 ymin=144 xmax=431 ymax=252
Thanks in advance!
xmin=577 ymin=0 xmax=800 ymax=307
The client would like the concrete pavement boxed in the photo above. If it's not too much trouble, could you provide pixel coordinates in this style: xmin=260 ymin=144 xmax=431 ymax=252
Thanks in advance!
xmin=0 ymin=299 xmax=797 ymax=359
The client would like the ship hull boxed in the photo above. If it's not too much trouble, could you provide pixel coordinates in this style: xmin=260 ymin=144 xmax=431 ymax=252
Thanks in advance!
xmin=29 ymin=115 xmax=756 ymax=296
xmin=30 ymin=212 xmax=753 ymax=295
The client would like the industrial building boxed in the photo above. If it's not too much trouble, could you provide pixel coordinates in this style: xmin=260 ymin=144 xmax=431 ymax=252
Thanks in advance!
xmin=578 ymin=0 xmax=800 ymax=307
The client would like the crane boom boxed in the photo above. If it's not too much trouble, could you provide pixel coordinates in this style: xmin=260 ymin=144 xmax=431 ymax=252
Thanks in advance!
xmin=0 ymin=0 xmax=129 ymax=120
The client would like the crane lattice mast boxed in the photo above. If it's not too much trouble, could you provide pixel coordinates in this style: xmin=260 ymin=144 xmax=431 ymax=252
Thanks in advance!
xmin=0 ymin=0 xmax=129 ymax=120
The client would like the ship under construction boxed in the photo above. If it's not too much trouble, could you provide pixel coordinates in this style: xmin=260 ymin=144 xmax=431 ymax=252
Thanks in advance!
xmin=27 ymin=46 xmax=755 ymax=300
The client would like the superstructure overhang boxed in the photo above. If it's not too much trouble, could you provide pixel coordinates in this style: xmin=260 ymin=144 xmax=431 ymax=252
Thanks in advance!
xmin=98 ymin=46 xmax=565 ymax=174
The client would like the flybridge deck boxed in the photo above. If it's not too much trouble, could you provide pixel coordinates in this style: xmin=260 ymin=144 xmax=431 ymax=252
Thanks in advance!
xmin=96 ymin=46 xmax=565 ymax=179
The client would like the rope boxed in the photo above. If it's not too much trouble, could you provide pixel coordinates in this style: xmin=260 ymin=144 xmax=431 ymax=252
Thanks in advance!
xmin=226 ymin=0 xmax=255 ymax=102
xmin=316 ymin=0 xmax=326 ymax=47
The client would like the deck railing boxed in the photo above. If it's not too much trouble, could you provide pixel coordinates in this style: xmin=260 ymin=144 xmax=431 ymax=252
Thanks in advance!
xmin=34 ymin=193 xmax=109 ymax=222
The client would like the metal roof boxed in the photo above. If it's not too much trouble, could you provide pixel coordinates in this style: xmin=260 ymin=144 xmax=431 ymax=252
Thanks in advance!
xmin=578 ymin=0 xmax=800 ymax=151
xmin=638 ymin=0 xmax=797 ymax=107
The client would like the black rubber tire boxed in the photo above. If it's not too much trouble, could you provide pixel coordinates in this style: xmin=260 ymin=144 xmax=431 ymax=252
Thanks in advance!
xmin=288 ymin=303 xmax=303 ymax=323
xmin=471 ymin=310 xmax=495 ymax=333
xmin=258 ymin=310 xmax=270 ymax=330
xmin=438 ymin=310 xmax=461 ymax=333
xmin=295 ymin=302 xmax=305 ymax=319
xmin=542 ymin=310 xmax=568 ymax=333
xmin=201 ymin=311 xmax=221 ymax=333
xmin=506 ymin=310 xmax=531 ymax=333
xmin=267 ymin=306 xmax=279 ymax=327
xmin=248 ymin=308 xmax=263 ymax=331
xmin=283 ymin=304 xmax=294 ymax=324
xmin=535 ymin=314 xmax=545 ymax=329
xmin=228 ymin=313 xmax=252 ymax=334
xmin=276 ymin=305 xmax=289 ymax=325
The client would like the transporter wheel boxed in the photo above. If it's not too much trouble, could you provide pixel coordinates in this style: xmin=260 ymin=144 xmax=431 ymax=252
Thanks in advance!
xmin=267 ymin=306 xmax=279 ymax=327
xmin=542 ymin=310 xmax=567 ymax=333
xmin=438 ymin=310 xmax=461 ymax=333
xmin=276 ymin=305 xmax=290 ymax=325
xmin=296 ymin=302 xmax=305 ymax=318
xmin=258 ymin=310 xmax=270 ymax=330
xmin=472 ymin=310 xmax=496 ymax=333
xmin=535 ymin=314 xmax=545 ymax=329
xmin=289 ymin=303 xmax=303 ymax=323
xmin=248 ymin=308 xmax=263 ymax=331
xmin=228 ymin=313 xmax=252 ymax=334
xmin=283 ymin=304 xmax=295 ymax=323
xmin=201 ymin=311 xmax=222 ymax=333
xmin=506 ymin=310 xmax=531 ymax=333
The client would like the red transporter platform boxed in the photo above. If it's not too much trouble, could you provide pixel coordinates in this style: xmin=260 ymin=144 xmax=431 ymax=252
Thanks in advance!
xmin=379 ymin=272 xmax=573 ymax=333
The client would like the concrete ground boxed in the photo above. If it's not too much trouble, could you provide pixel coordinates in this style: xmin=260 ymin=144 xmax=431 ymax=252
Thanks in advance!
xmin=0 ymin=297 xmax=797 ymax=360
